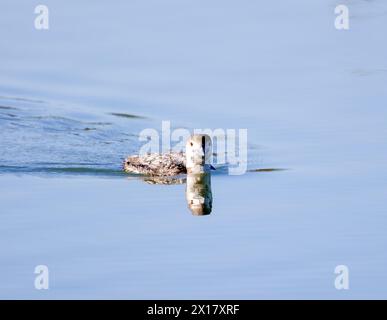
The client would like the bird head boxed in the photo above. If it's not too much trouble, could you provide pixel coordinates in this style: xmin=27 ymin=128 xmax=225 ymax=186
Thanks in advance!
xmin=185 ymin=134 xmax=212 ymax=172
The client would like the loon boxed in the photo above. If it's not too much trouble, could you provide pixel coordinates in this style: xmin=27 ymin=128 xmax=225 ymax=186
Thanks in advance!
xmin=123 ymin=134 xmax=214 ymax=176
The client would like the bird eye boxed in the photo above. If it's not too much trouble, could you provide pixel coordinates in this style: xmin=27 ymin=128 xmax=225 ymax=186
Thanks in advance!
xmin=190 ymin=142 xmax=193 ymax=146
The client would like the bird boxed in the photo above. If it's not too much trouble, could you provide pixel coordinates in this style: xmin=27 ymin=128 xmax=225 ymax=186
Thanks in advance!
xmin=123 ymin=134 xmax=214 ymax=176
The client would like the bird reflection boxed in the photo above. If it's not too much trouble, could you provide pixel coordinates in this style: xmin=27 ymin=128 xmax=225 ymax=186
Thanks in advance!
xmin=133 ymin=172 xmax=213 ymax=216
xmin=143 ymin=176 xmax=186 ymax=185
xmin=185 ymin=172 xmax=212 ymax=216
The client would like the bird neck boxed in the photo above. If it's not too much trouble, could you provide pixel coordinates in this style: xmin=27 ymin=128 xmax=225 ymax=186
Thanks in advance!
xmin=187 ymin=164 xmax=210 ymax=174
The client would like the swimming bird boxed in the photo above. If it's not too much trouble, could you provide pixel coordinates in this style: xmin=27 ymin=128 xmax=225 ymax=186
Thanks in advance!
xmin=123 ymin=134 xmax=214 ymax=176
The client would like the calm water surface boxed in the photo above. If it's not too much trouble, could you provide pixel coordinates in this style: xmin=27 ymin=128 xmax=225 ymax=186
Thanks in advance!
xmin=1 ymin=0 xmax=387 ymax=298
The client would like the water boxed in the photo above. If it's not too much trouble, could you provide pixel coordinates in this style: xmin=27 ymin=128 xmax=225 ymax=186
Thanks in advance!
xmin=1 ymin=0 xmax=387 ymax=299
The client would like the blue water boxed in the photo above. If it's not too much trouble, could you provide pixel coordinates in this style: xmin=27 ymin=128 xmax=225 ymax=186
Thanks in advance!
xmin=1 ymin=0 xmax=387 ymax=299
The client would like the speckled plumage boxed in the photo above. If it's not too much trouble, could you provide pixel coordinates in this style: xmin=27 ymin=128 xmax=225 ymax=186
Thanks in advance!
xmin=123 ymin=152 xmax=187 ymax=176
